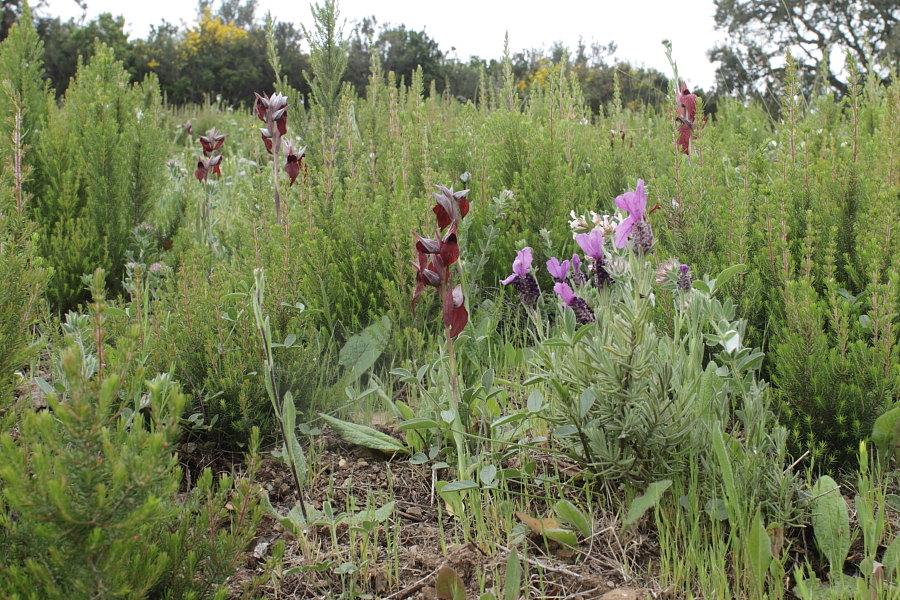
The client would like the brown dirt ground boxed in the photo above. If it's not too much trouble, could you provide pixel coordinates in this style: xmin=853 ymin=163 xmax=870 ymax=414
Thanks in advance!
xmin=180 ymin=428 xmax=658 ymax=600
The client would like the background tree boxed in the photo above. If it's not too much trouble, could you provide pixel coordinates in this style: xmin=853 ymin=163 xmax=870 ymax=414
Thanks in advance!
xmin=36 ymin=12 xmax=131 ymax=94
xmin=711 ymin=0 xmax=900 ymax=98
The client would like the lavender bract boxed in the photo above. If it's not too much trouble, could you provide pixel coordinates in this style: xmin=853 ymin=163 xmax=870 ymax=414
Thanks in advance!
xmin=546 ymin=257 xmax=571 ymax=283
xmin=502 ymin=247 xmax=540 ymax=306
xmin=574 ymin=230 xmax=613 ymax=288
xmin=614 ymin=179 xmax=654 ymax=252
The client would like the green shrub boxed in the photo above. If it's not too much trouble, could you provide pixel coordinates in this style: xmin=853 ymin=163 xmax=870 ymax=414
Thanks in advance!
xmin=774 ymin=279 xmax=900 ymax=469
xmin=28 ymin=42 xmax=168 ymax=311
xmin=0 ymin=278 xmax=260 ymax=599
xmin=145 ymin=246 xmax=339 ymax=444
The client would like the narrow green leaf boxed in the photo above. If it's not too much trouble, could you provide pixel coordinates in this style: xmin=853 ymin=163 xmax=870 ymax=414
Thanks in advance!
xmin=440 ymin=479 xmax=479 ymax=493
xmin=398 ymin=417 xmax=439 ymax=431
xmin=882 ymin=535 xmax=900 ymax=580
xmin=319 ymin=413 xmax=408 ymax=454
xmin=504 ymin=547 xmax=521 ymax=600
xmin=482 ymin=368 xmax=494 ymax=394
xmin=578 ymin=388 xmax=596 ymax=418
xmin=747 ymin=512 xmax=772 ymax=592
xmin=555 ymin=499 xmax=591 ymax=537
xmin=714 ymin=263 xmax=747 ymax=291
xmin=623 ymin=479 xmax=672 ymax=527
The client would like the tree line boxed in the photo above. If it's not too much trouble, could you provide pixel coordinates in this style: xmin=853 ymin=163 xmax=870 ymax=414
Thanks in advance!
xmin=1 ymin=0 xmax=896 ymax=111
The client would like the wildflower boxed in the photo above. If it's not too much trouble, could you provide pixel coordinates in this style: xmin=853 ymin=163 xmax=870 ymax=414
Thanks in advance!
xmin=546 ymin=257 xmax=570 ymax=283
xmin=614 ymin=179 xmax=653 ymax=252
xmin=410 ymin=183 xmax=469 ymax=339
xmin=260 ymin=128 xmax=274 ymax=154
xmin=194 ymin=154 xmax=222 ymax=181
xmin=255 ymin=92 xmax=288 ymax=135
xmin=675 ymin=81 xmax=698 ymax=155
xmin=180 ymin=120 xmax=192 ymax=136
xmin=554 ymin=282 xmax=595 ymax=325
xmin=410 ymin=249 xmax=441 ymax=313
xmin=568 ymin=210 xmax=590 ymax=232
xmin=413 ymin=227 xmax=460 ymax=270
xmin=501 ymin=247 xmax=540 ymax=306
xmin=677 ymin=264 xmax=692 ymax=291
xmin=149 ymin=262 xmax=164 ymax=274
xmin=575 ymin=229 xmax=603 ymax=261
xmin=575 ymin=229 xmax=613 ymax=287
xmin=284 ymin=143 xmax=306 ymax=186
xmin=655 ymin=258 xmax=680 ymax=284
xmin=443 ymin=284 xmax=469 ymax=338
xmin=432 ymin=185 xmax=470 ymax=230
xmin=570 ymin=253 xmax=585 ymax=287
xmin=199 ymin=127 xmax=226 ymax=156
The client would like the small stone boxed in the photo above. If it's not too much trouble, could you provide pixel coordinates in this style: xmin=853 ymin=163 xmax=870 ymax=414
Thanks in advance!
xmin=252 ymin=541 xmax=270 ymax=558
xmin=338 ymin=458 xmax=348 ymax=469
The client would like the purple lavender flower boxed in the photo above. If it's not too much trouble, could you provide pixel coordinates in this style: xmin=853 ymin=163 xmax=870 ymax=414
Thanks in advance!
xmin=546 ymin=257 xmax=570 ymax=283
xmin=677 ymin=264 xmax=692 ymax=291
xmin=575 ymin=229 xmax=604 ymax=261
xmin=571 ymin=253 xmax=585 ymax=287
xmin=614 ymin=179 xmax=654 ymax=251
xmin=554 ymin=282 xmax=595 ymax=325
xmin=574 ymin=230 xmax=612 ymax=288
xmin=501 ymin=247 xmax=540 ymax=306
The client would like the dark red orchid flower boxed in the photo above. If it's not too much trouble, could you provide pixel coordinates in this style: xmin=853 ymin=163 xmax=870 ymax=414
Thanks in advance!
xmin=260 ymin=128 xmax=274 ymax=154
xmin=180 ymin=120 xmax=192 ymax=136
xmin=284 ymin=143 xmax=306 ymax=186
xmin=410 ymin=250 xmax=441 ymax=313
xmin=414 ymin=226 xmax=459 ymax=271
xmin=254 ymin=92 xmax=288 ymax=134
xmin=443 ymin=284 xmax=468 ymax=338
xmin=675 ymin=81 xmax=699 ymax=155
xmin=432 ymin=185 xmax=470 ymax=230
xmin=194 ymin=154 xmax=223 ymax=182
xmin=199 ymin=127 xmax=226 ymax=156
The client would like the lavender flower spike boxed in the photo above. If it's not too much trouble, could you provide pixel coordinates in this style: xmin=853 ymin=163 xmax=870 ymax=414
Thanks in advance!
xmin=614 ymin=179 xmax=653 ymax=251
xmin=553 ymin=282 xmax=595 ymax=325
xmin=571 ymin=253 xmax=585 ymax=287
xmin=546 ymin=257 xmax=570 ymax=283
xmin=677 ymin=264 xmax=692 ymax=291
xmin=575 ymin=229 xmax=604 ymax=261
xmin=501 ymin=247 xmax=540 ymax=306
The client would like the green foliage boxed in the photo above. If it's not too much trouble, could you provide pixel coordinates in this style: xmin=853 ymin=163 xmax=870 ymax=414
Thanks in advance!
xmin=0 ymin=277 xmax=259 ymax=598
xmin=809 ymin=475 xmax=851 ymax=579
xmin=304 ymin=0 xmax=348 ymax=129
xmin=29 ymin=42 xmax=168 ymax=310
xmin=0 ymin=1 xmax=49 ymax=141
xmin=773 ymin=279 xmax=900 ymax=469
xmin=0 ymin=214 xmax=45 ymax=418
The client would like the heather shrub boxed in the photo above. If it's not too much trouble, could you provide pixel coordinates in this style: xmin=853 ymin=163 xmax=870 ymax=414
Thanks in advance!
xmin=145 ymin=244 xmax=340 ymax=444
xmin=0 ymin=275 xmax=260 ymax=599
xmin=0 ymin=214 xmax=45 ymax=417
xmin=29 ymin=42 xmax=168 ymax=311
xmin=0 ymin=3 xmax=49 ymax=158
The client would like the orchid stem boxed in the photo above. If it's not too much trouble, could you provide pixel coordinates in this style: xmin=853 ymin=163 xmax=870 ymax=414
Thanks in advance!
xmin=445 ymin=324 xmax=467 ymax=479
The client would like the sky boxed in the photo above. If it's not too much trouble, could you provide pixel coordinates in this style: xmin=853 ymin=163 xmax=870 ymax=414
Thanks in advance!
xmin=42 ymin=0 xmax=725 ymax=89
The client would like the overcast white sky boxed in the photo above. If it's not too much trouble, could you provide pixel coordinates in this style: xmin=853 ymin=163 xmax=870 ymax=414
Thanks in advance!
xmin=42 ymin=0 xmax=725 ymax=89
